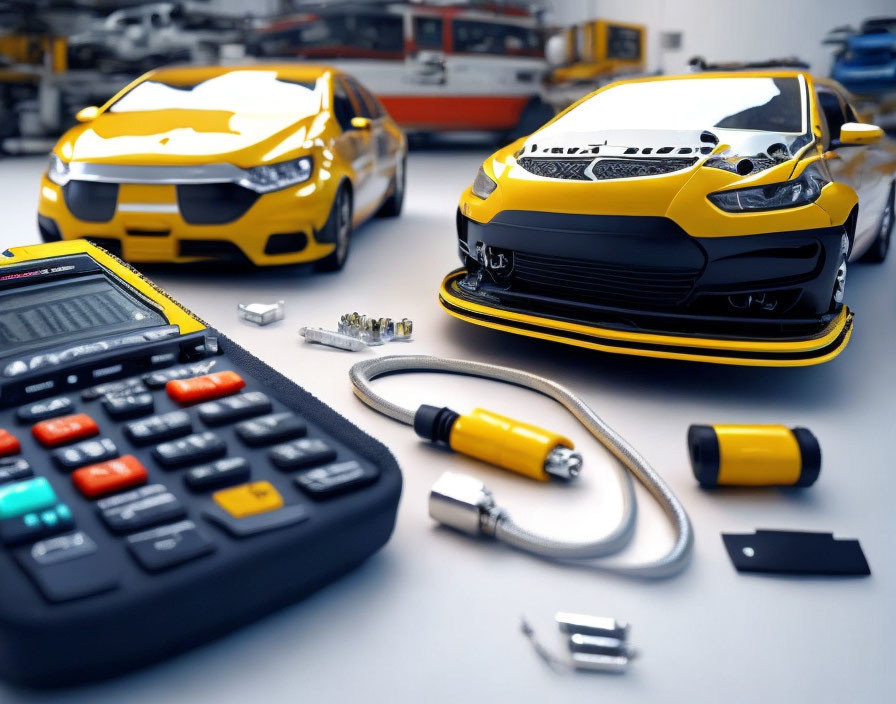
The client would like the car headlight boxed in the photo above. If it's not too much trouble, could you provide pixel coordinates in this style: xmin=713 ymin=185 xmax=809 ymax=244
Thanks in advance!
xmin=47 ymin=154 xmax=70 ymax=186
xmin=239 ymin=156 xmax=313 ymax=194
xmin=471 ymin=166 xmax=497 ymax=199
xmin=708 ymin=164 xmax=828 ymax=212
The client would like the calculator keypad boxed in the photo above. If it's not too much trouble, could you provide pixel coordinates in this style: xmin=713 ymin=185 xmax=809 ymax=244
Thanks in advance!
xmin=2 ymin=364 xmax=380 ymax=606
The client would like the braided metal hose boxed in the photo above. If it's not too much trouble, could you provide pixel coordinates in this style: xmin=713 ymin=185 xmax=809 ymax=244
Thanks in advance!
xmin=350 ymin=355 xmax=693 ymax=578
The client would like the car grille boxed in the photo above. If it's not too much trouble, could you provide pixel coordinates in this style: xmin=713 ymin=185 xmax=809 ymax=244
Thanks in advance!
xmin=511 ymin=251 xmax=701 ymax=308
xmin=516 ymin=157 xmax=593 ymax=180
xmin=517 ymin=157 xmax=697 ymax=181
xmin=62 ymin=182 xmax=119 ymax=222
xmin=591 ymin=158 xmax=697 ymax=179
xmin=176 ymin=184 xmax=260 ymax=225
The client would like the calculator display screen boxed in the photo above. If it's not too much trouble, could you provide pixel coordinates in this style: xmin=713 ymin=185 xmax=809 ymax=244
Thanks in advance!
xmin=0 ymin=276 xmax=166 ymax=357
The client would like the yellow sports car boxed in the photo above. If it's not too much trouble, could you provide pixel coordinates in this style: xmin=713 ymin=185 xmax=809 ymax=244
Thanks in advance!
xmin=443 ymin=71 xmax=896 ymax=366
xmin=37 ymin=64 xmax=407 ymax=271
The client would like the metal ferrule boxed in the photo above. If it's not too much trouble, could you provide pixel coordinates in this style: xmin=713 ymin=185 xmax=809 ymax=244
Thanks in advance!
xmin=544 ymin=446 xmax=583 ymax=480
xmin=428 ymin=472 xmax=504 ymax=537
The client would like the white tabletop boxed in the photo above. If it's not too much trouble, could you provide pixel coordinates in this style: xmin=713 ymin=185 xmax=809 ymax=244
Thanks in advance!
xmin=0 ymin=152 xmax=891 ymax=702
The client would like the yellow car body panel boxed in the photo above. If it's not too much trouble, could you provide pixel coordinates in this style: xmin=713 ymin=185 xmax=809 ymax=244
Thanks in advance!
xmin=38 ymin=64 xmax=406 ymax=266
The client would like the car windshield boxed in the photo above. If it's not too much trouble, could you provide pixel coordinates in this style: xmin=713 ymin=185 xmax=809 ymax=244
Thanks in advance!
xmin=109 ymin=70 xmax=323 ymax=116
xmin=548 ymin=76 xmax=807 ymax=135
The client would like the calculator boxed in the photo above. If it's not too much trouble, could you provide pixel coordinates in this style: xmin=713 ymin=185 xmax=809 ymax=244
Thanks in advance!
xmin=0 ymin=241 xmax=402 ymax=688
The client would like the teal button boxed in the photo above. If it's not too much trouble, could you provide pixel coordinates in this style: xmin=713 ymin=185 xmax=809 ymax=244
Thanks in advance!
xmin=55 ymin=504 xmax=72 ymax=520
xmin=23 ymin=513 xmax=40 ymax=527
xmin=0 ymin=478 xmax=57 ymax=520
xmin=41 ymin=510 xmax=58 ymax=526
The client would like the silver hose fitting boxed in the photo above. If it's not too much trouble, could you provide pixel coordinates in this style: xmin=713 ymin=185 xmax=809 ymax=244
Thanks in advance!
xmin=544 ymin=447 xmax=583 ymax=480
xmin=429 ymin=472 xmax=504 ymax=537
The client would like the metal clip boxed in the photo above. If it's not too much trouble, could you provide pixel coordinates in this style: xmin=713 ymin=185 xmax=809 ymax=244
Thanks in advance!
xmin=338 ymin=312 xmax=414 ymax=344
xmin=238 ymin=300 xmax=285 ymax=326
xmin=299 ymin=327 xmax=367 ymax=352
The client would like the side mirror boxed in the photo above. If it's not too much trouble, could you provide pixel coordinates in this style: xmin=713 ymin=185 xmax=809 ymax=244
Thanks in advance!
xmin=350 ymin=116 xmax=372 ymax=131
xmin=75 ymin=106 xmax=100 ymax=122
xmin=838 ymin=122 xmax=883 ymax=146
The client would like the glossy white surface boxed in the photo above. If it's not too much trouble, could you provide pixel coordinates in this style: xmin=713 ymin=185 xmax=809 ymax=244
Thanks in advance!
xmin=0 ymin=151 xmax=891 ymax=702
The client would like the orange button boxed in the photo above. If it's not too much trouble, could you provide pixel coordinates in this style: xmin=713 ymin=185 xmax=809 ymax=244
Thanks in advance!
xmin=0 ymin=429 xmax=20 ymax=457
xmin=32 ymin=414 xmax=99 ymax=448
xmin=166 ymin=371 xmax=246 ymax=404
xmin=72 ymin=455 xmax=148 ymax=498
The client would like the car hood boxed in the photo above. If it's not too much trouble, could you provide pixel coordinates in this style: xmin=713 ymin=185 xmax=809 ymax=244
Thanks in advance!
xmin=519 ymin=127 xmax=798 ymax=163
xmin=56 ymin=109 xmax=330 ymax=168
xmin=494 ymin=128 xmax=801 ymax=217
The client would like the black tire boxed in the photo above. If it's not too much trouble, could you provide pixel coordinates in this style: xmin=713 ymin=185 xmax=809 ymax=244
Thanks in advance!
xmin=376 ymin=154 xmax=406 ymax=217
xmin=314 ymin=184 xmax=352 ymax=272
xmin=861 ymin=182 xmax=894 ymax=263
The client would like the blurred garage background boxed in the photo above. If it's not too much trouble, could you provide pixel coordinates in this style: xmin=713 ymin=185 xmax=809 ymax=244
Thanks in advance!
xmin=2 ymin=0 xmax=896 ymax=155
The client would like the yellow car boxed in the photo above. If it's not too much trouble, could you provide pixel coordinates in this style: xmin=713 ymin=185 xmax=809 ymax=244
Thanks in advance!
xmin=443 ymin=70 xmax=896 ymax=366
xmin=37 ymin=64 xmax=407 ymax=271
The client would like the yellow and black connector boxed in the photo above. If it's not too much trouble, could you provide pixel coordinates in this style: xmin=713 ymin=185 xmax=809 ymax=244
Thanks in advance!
xmin=688 ymin=424 xmax=821 ymax=488
xmin=413 ymin=405 xmax=582 ymax=481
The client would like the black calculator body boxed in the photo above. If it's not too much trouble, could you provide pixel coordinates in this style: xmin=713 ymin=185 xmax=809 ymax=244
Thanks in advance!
xmin=0 ymin=241 xmax=402 ymax=688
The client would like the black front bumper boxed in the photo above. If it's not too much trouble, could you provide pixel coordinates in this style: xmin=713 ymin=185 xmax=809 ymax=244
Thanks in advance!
xmin=457 ymin=210 xmax=847 ymax=331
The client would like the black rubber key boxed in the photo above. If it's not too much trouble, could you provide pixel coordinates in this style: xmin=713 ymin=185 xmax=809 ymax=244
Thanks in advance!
xmin=16 ymin=397 xmax=73 ymax=423
xmin=236 ymin=413 xmax=306 ymax=447
xmin=269 ymin=438 xmax=336 ymax=471
xmin=125 ymin=411 xmax=192 ymax=446
xmin=197 ymin=392 xmax=272 ymax=426
xmin=152 ymin=432 xmax=226 ymax=469
xmin=52 ymin=438 xmax=118 ymax=471
xmin=294 ymin=460 xmax=378 ymax=499
xmin=127 ymin=521 xmax=214 ymax=572
xmin=102 ymin=393 xmax=154 ymax=420
xmin=184 ymin=457 xmax=250 ymax=491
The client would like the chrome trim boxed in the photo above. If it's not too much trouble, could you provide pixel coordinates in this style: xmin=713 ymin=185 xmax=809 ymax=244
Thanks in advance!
xmin=118 ymin=203 xmax=179 ymax=213
xmin=68 ymin=162 xmax=247 ymax=185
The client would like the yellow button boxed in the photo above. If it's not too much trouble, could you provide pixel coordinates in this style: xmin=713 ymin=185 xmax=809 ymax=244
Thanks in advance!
xmin=213 ymin=481 xmax=284 ymax=519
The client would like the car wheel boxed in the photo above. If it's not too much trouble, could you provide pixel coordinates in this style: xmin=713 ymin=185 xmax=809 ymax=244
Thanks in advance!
xmin=861 ymin=182 xmax=894 ymax=263
xmin=377 ymin=154 xmax=406 ymax=217
xmin=314 ymin=185 xmax=352 ymax=272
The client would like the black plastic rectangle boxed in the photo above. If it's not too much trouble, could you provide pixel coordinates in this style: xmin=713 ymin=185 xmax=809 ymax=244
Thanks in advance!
xmin=722 ymin=530 xmax=871 ymax=576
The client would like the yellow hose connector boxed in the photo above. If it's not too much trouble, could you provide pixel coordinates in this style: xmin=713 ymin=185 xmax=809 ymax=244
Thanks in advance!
xmin=688 ymin=424 xmax=821 ymax=487
xmin=414 ymin=405 xmax=582 ymax=481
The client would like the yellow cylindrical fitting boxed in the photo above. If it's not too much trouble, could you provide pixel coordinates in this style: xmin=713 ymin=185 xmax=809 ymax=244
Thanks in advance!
xmin=449 ymin=408 xmax=574 ymax=481
xmin=413 ymin=404 xmax=580 ymax=481
xmin=688 ymin=424 xmax=821 ymax=487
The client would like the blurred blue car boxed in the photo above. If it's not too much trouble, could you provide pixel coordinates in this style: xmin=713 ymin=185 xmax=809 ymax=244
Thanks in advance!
xmin=830 ymin=18 xmax=896 ymax=96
